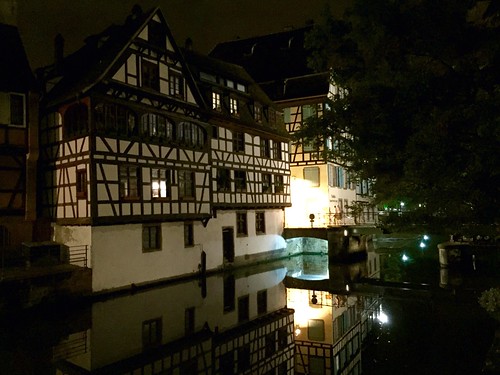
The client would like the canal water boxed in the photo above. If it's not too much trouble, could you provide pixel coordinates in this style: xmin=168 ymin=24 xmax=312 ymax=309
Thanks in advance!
xmin=0 ymin=233 xmax=497 ymax=374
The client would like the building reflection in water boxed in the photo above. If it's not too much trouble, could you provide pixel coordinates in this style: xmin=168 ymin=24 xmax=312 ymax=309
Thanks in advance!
xmin=52 ymin=254 xmax=383 ymax=375
xmin=54 ymin=262 xmax=295 ymax=374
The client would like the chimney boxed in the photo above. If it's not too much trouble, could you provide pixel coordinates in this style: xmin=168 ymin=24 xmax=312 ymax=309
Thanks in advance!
xmin=54 ymin=33 xmax=64 ymax=70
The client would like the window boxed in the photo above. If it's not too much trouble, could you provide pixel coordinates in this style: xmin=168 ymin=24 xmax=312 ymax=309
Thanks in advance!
xmin=257 ymin=289 xmax=267 ymax=315
xmin=178 ymin=170 xmax=195 ymax=199
xmin=238 ymin=295 xmax=250 ymax=323
xmin=142 ymin=318 xmax=162 ymax=350
xmin=262 ymin=173 xmax=272 ymax=193
xmin=223 ymin=275 xmax=235 ymax=312
xmin=304 ymin=167 xmax=320 ymax=187
xmin=148 ymin=20 xmax=165 ymax=47
xmin=142 ymin=224 xmax=161 ymax=252
xmin=141 ymin=59 xmax=159 ymax=90
xmin=329 ymin=166 xmax=344 ymax=188
xmin=278 ymin=327 xmax=288 ymax=350
xmin=217 ymin=168 xmax=231 ymax=192
xmin=260 ymin=137 xmax=271 ymax=158
xmin=76 ymin=169 xmax=87 ymax=199
xmin=184 ymin=222 xmax=194 ymax=247
xmin=95 ymin=103 xmax=137 ymax=136
xmin=268 ymin=108 xmax=276 ymax=127
xmin=212 ymin=91 xmax=221 ymax=111
xmin=152 ymin=168 xmax=172 ymax=198
xmin=265 ymin=333 xmax=275 ymax=357
xmin=273 ymin=141 xmax=282 ymax=160
xmin=274 ymin=175 xmax=284 ymax=194
xmin=177 ymin=122 xmax=206 ymax=149
xmin=302 ymin=104 xmax=317 ymax=120
xmin=237 ymin=345 xmax=251 ymax=373
xmin=64 ymin=103 xmax=88 ymax=138
xmin=236 ymin=212 xmax=247 ymax=236
xmin=141 ymin=113 xmax=174 ymax=141
xmin=185 ymin=307 xmax=195 ymax=336
xmin=169 ymin=71 xmax=184 ymax=98
xmin=254 ymin=104 xmax=262 ymax=123
xmin=234 ymin=170 xmax=246 ymax=192
xmin=233 ymin=131 xmax=245 ymax=152
xmin=229 ymin=97 xmax=239 ymax=117
xmin=256 ymin=212 xmax=266 ymax=234
xmin=119 ymin=165 xmax=140 ymax=199
xmin=308 ymin=319 xmax=325 ymax=341
xmin=10 ymin=93 xmax=25 ymax=126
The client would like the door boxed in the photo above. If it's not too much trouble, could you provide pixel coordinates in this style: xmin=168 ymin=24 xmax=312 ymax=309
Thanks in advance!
xmin=222 ymin=227 xmax=234 ymax=263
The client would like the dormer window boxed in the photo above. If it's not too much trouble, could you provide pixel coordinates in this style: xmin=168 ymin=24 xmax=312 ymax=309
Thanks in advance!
xmin=229 ymin=97 xmax=239 ymax=117
xmin=169 ymin=71 xmax=184 ymax=99
xmin=141 ymin=59 xmax=159 ymax=91
xmin=212 ymin=92 xmax=221 ymax=111
xmin=236 ymin=83 xmax=246 ymax=92
xmin=148 ymin=20 xmax=165 ymax=48
xmin=254 ymin=104 xmax=263 ymax=123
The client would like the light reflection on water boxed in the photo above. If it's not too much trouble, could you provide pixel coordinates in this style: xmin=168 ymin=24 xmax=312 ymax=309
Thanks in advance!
xmin=0 ymin=234 xmax=497 ymax=375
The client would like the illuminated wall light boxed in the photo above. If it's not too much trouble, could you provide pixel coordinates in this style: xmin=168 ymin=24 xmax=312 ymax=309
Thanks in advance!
xmin=419 ymin=242 xmax=426 ymax=248
xmin=423 ymin=235 xmax=429 ymax=240
xmin=343 ymin=229 xmax=348 ymax=237
xmin=295 ymin=325 xmax=301 ymax=336
xmin=401 ymin=253 xmax=409 ymax=262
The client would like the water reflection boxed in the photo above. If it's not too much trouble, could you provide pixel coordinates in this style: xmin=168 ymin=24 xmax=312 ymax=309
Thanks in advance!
xmin=0 ymin=234 xmax=497 ymax=374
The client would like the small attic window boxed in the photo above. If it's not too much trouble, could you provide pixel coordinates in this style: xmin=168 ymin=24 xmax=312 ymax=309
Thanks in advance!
xmin=236 ymin=83 xmax=246 ymax=93
xmin=148 ymin=21 xmax=165 ymax=48
xmin=200 ymin=72 xmax=217 ymax=83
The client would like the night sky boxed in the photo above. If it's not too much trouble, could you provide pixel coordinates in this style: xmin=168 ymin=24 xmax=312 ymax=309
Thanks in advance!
xmin=8 ymin=0 xmax=349 ymax=70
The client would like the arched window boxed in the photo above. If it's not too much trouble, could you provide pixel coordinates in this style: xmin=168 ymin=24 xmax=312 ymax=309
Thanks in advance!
xmin=177 ymin=122 xmax=206 ymax=149
xmin=64 ymin=103 xmax=88 ymax=138
xmin=141 ymin=113 xmax=174 ymax=142
xmin=94 ymin=103 xmax=137 ymax=136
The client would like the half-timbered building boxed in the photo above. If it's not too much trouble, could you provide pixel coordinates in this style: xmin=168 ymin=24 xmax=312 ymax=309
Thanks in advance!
xmin=210 ymin=27 xmax=377 ymax=228
xmin=183 ymin=49 xmax=290 ymax=267
xmin=38 ymin=7 xmax=291 ymax=293
xmin=0 ymin=23 xmax=38 ymax=260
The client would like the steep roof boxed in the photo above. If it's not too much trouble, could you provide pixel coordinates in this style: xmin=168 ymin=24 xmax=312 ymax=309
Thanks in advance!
xmin=209 ymin=26 xmax=329 ymax=101
xmin=0 ymin=23 xmax=36 ymax=92
xmin=40 ymin=6 xmax=202 ymax=107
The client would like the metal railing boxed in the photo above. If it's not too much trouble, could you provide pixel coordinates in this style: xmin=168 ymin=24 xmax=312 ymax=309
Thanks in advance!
xmin=68 ymin=245 xmax=89 ymax=268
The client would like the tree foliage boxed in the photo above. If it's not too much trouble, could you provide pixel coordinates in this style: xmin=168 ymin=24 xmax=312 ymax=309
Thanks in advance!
xmin=301 ymin=0 xmax=500 ymax=228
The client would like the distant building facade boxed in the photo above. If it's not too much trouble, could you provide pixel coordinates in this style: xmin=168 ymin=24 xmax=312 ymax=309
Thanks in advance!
xmin=37 ymin=7 xmax=291 ymax=292
xmin=210 ymin=27 xmax=377 ymax=228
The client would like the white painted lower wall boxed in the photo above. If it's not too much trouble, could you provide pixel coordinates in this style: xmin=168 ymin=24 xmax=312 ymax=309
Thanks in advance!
xmin=52 ymin=209 xmax=288 ymax=293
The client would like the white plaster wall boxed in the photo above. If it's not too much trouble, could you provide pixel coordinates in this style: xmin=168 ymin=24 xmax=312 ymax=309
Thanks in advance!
xmin=91 ymin=223 xmax=204 ymax=292
xmin=53 ymin=224 xmax=92 ymax=265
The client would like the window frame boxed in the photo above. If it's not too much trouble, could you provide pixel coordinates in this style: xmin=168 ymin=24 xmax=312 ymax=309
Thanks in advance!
xmin=178 ymin=170 xmax=195 ymax=200
xmin=119 ymin=165 xmax=141 ymax=200
xmin=236 ymin=211 xmax=248 ymax=237
xmin=76 ymin=169 xmax=87 ymax=199
xmin=9 ymin=93 xmax=25 ymax=127
xmin=169 ymin=70 xmax=184 ymax=99
xmin=274 ymin=174 xmax=284 ymax=194
xmin=184 ymin=221 xmax=194 ymax=247
xmin=234 ymin=170 xmax=247 ymax=192
xmin=151 ymin=168 xmax=172 ymax=199
xmin=216 ymin=168 xmax=231 ymax=192
xmin=233 ymin=131 xmax=245 ymax=153
xmin=255 ymin=211 xmax=266 ymax=235
xmin=142 ymin=223 xmax=161 ymax=252
xmin=141 ymin=59 xmax=160 ymax=91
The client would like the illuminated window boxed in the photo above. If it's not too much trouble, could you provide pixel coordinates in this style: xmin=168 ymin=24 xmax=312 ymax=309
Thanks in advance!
xmin=169 ymin=72 xmax=184 ymax=98
xmin=119 ymin=165 xmax=140 ymax=199
xmin=212 ymin=91 xmax=221 ymax=111
xmin=236 ymin=212 xmax=247 ymax=236
xmin=304 ymin=167 xmax=320 ymax=187
xmin=10 ymin=93 xmax=25 ymax=126
xmin=229 ymin=97 xmax=239 ymax=116
xmin=142 ymin=224 xmax=161 ymax=251
xmin=151 ymin=168 xmax=171 ymax=198
xmin=141 ymin=59 xmax=159 ymax=90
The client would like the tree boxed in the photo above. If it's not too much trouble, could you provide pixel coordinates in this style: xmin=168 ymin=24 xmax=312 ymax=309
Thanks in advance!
xmin=300 ymin=0 xmax=500 ymax=230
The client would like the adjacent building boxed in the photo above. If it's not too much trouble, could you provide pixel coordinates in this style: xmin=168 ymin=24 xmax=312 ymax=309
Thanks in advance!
xmin=0 ymin=22 xmax=39 ymax=262
xmin=210 ymin=27 xmax=377 ymax=228
xmin=37 ymin=7 xmax=291 ymax=293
